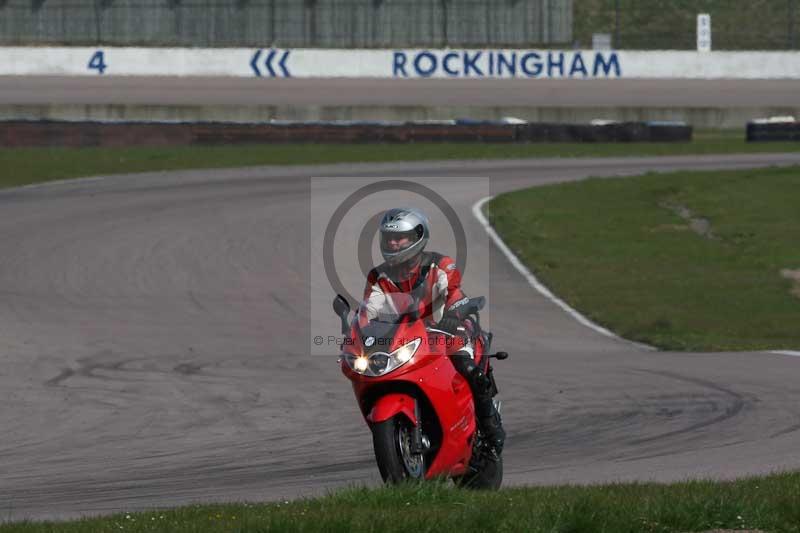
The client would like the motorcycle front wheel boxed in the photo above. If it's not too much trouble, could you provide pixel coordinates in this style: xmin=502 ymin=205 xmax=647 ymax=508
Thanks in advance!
xmin=372 ymin=415 xmax=425 ymax=483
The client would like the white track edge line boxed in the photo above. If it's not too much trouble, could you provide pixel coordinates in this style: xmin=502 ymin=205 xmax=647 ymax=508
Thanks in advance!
xmin=472 ymin=195 xmax=656 ymax=352
xmin=769 ymin=351 xmax=800 ymax=357
xmin=19 ymin=176 xmax=106 ymax=190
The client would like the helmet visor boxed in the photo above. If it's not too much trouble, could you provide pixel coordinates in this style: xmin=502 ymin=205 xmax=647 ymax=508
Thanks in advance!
xmin=380 ymin=228 xmax=421 ymax=254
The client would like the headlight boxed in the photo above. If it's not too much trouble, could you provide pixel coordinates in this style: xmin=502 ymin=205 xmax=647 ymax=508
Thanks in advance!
xmin=342 ymin=338 xmax=421 ymax=377
xmin=353 ymin=355 xmax=369 ymax=373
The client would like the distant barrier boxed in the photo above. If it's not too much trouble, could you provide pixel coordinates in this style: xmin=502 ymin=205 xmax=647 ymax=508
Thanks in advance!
xmin=746 ymin=119 xmax=800 ymax=141
xmin=518 ymin=122 xmax=691 ymax=143
xmin=0 ymin=120 xmax=692 ymax=147
xmin=0 ymin=0 xmax=572 ymax=49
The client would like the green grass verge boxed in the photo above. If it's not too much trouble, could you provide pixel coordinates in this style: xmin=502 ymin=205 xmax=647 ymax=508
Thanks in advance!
xmin=3 ymin=473 xmax=799 ymax=532
xmin=574 ymin=0 xmax=800 ymax=50
xmin=1 ymin=130 xmax=798 ymax=190
xmin=486 ymin=165 xmax=800 ymax=351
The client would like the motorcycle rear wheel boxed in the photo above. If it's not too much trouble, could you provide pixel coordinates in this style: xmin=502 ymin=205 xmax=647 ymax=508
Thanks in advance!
xmin=372 ymin=415 xmax=425 ymax=483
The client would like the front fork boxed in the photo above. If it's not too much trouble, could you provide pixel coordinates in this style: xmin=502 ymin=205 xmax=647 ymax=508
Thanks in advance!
xmin=410 ymin=398 xmax=426 ymax=454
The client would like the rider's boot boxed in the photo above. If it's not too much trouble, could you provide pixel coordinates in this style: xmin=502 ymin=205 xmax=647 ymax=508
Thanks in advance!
xmin=473 ymin=388 xmax=506 ymax=455
xmin=452 ymin=351 xmax=507 ymax=455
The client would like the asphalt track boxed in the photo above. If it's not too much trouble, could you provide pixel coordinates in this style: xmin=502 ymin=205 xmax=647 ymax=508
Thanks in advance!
xmin=3 ymin=153 xmax=800 ymax=521
xmin=2 ymin=77 xmax=800 ymax=106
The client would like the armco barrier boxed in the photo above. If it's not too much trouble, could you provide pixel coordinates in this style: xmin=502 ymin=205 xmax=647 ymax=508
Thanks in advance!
xmin=0 ymin=120 xmax=692 ymax=148
xmin=746 ymin=120 xmax=800 ymax=141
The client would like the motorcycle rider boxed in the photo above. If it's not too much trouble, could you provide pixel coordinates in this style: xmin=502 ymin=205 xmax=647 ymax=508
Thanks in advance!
xmin=362 ymin=207 xmax=506 ymax=455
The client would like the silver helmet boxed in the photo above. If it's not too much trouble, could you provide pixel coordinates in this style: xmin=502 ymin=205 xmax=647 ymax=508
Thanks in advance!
xmin=379 ymin=208 xmax=430 ymax=266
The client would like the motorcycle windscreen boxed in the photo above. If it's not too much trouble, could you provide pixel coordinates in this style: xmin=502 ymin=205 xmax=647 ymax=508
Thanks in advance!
xmin=356 ymin=292 xmax=418 ymax=325
xmin=355 ymin=292 xmax=417 ymax=351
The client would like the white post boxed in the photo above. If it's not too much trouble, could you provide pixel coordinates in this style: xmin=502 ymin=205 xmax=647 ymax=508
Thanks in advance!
xmin=697 ymin=13 xmax=711 ymax=52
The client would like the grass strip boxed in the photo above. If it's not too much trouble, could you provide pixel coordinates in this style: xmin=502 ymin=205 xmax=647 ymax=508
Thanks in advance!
xmin=574 ymin=0 xmax=800 ymax=50
xmin=3 ymin=473 xmax=799 ymax=532
xmin=486 ymin=165 xmax=800 ymax=351
xmin=1 ymin=130 xmax=798 ymax=190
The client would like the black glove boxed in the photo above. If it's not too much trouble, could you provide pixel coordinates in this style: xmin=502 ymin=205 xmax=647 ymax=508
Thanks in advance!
xmin=437 ymin=314 xmax=462 ymax=335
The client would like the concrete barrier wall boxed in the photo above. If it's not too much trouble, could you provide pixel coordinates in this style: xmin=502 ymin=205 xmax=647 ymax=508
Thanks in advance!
xmin=4 ymin=47 xmax=800 ymax=79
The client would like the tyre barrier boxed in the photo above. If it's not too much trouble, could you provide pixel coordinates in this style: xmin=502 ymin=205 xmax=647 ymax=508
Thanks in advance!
xmin=746 ymin=118 xmax=800 ymax=142
xmin=515 ymin=121 xmax=691 ymax=143
xmin=0 ymin=120 xmax=692 ymax=147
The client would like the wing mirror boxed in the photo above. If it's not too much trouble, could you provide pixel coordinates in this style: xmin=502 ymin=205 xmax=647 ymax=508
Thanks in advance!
xmin=332 ymin=294 xmax=351 ymax=334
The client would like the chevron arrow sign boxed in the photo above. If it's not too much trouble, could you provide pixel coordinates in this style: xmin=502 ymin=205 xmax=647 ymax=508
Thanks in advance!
xmin=250 ymin=48 xmax=292 ymax=77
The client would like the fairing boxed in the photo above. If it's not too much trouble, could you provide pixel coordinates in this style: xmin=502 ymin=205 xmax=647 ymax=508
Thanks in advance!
xmin=341 ymin=309 xmax=485 ymax=479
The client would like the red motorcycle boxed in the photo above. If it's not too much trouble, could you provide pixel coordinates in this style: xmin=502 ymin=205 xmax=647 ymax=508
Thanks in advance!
xmin=332 ymin=292 xmax=507 ymax=488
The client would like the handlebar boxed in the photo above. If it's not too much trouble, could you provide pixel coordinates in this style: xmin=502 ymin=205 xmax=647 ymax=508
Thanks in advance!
xmin=451 ymin=296 xmax=486 ymax=320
